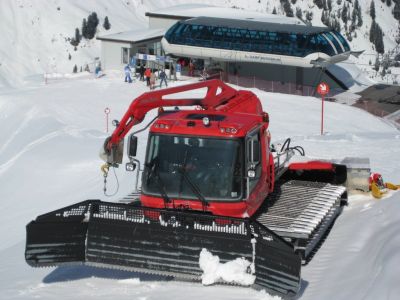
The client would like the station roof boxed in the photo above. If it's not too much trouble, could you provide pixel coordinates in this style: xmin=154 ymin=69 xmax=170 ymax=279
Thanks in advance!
xmin=97 ymin=28 xmax=166 ymax=43
xmin=145 ymin=4 xmax=303 ymax=25
xmin=183 ymin=17 xmax=328 ymax=35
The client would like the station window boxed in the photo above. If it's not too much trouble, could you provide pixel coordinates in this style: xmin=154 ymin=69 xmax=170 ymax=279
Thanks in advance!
xmin=164 ymin=22 xmax=350 ymax=58
xmin=246 ymin=129 xmax=261 ymax=193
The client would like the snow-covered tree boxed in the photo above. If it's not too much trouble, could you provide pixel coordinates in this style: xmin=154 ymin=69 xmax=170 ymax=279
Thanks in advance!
xmin=282 ymin=0 xmax=294 ymax=17
xmin=82 ymin=18 xmax=88 ymax=39
xmin=103 ymin=16 xmax=111 ymax=30
xmin=86 ymin=12 xmax=99 ymax=39
xmin=356 ymin=0 xmax=363 ymax=26
xmin=314 ymin=0 xmax=324 ymax=9
xmin=394 ymin=1 xmax=400 ymax=20
xmin=342 ymin=4 xmax=349 ymax=23
xmin=70 ymin=28 xmax=81 ymax=47
xmin=370 ymin=20 xmax=385 ymax=54
xmin=296 ymin=7 xmax=303 ymax=19
xmin=370 ymin=0 xmax=376 ymax=20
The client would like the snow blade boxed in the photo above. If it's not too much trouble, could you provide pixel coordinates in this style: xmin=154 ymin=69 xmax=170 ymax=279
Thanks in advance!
xmin=25 ymin=200 xmax=301 ymax=298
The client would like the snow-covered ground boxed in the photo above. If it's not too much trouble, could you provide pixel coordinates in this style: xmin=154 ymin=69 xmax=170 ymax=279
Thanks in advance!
xmin=0 ymin=72 xmax=399 ymax=299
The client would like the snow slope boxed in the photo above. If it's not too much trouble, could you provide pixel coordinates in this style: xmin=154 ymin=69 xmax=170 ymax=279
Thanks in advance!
xmin=0 ymin=73 xmax=399 ymax=299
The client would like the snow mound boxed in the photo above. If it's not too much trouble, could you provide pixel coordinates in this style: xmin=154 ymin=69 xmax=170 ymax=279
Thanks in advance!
xmin=199 ymin=248 xmax=256 ymax=286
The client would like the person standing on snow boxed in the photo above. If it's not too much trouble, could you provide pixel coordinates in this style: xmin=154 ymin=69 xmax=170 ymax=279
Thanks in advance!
xmin=124 ymin=64 xmax=132 ymax=83
xmin=144 ymin=67 xmax=151 ymax=86
xmin=188 ymin=61 xmax=195 ymax=76
xmin=159 ymin=69 xmax=168 ymax=88
xmin=139 ymin=65 xmax=145 ymax=81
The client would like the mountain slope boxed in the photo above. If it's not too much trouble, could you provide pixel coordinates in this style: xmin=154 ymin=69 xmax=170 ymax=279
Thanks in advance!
xmin=1 ymin=0 xmax=400 ymax=89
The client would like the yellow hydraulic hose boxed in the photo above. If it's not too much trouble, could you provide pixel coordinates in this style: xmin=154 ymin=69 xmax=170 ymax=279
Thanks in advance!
xmin=386 ymin=182 xmax=400 ymax=190
xmin=371 ymin=182 xmax=385 ymax=199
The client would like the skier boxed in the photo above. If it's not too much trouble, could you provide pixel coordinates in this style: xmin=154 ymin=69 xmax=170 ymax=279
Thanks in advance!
xmin=95 ymin=61 xmax=102 ymax=78
xmin=124 ymin=64 xmax=132 ymax=83
xmin=159 ymin=69 xmax=168 ymax=88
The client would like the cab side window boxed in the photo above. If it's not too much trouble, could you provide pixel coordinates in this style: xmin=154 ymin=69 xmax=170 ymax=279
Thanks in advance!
xmin=246 ymin=129 xmax=261 ymax=192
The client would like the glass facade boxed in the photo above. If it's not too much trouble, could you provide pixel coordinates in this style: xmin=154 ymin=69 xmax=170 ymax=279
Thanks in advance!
xmin=164 ymin=21 xmax=350 ymax=58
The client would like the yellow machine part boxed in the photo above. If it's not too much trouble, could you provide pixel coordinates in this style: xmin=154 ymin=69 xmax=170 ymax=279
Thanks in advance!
xmin=386 ymin=182 xmax=400 ymax=190
xmin=371 ymin=182 xmax=385 ymax=199
xmin=371 ymin=182 xmax=400 ymax=199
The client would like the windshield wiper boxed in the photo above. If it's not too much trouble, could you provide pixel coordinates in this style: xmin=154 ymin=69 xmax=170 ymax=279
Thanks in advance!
xmin=178 ymin=167 xmax=209 ymax=211
xmin=145 ymin=159 xmax=172 ymax=208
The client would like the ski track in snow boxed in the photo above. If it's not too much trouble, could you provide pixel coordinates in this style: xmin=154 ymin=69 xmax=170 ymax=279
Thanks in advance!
xmin=0 ymin=74 xmax=399 ymax=300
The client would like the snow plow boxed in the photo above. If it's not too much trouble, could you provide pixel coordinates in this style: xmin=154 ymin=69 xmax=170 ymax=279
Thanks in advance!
xmin=26 ymin=80 xmax=353 ymax=298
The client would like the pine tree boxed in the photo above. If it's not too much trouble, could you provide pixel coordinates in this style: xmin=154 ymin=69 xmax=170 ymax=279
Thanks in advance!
xmin=323 ymin=0 xmax=328 ymax=10
xmin=306 ymin=11 xmax=313 ymax=22
xmin=386 ymin=0 xmax=392 ymax=6
xmin=374 ymin=56 xmax=380 ymax=71
xmin=272 ymin=7 xmax=277 ymax=14
xmin=296 ymin=7 xmax=303 ymax=19
xmin=82 ymin=18 xmax=88 ymax=39
xmin=291 ymin=0 xmax=297 ymax=4
xmin=321 ymin=10 xmax=327 ymax=25
xmin=314 ymin=0 xmax=324 ymax=8
xmin=103 ymin=16 xmax=111 ymax=30
xmin=328 ymin=0 xmax=333 ymax=10
xmin=75 ymin=28 xmax=80 ymax=43
xmin=356 ymin=0 xmax=363 ymax=26
xmin=352 ymin=6 xmax=357 ymax=24
xmin=73 ymin=65 xmax=78 ymax=73
xmin=337 ymin=0 xmax=342 ymax=5
xmin=370 ymin=20 xmax=376 ymax=43
xmin=86 ymin=12 xmax=99 ymax=39
xmin=283 ymin=0 xmax=294 ymax=17
xmin=375 ymin=24 xmax=385 ymax=53
xmin=370 ymin=0 xmax=376 ymax=20
xmin=394 ymin=2 xmax=400 ymax=20
xmin=334 ymin=17 xmax=341 ymax=31
xmin=370 ymin=21 xmax=385 ymax=54
xmin=342 ymin=4 xmax=349 ymax=23
xmin=68 ymin=53 xmax=71 ymax=60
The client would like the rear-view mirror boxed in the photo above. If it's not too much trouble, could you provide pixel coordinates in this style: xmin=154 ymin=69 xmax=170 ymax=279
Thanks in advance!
xmin=128 ymin=134 xmax=138 ymax=157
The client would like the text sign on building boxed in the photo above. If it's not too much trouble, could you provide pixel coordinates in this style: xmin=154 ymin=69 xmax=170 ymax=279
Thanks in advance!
xmin=317 ymin=82 xmax=330 ymax=96
xmin=136 ymin=53 xmax=172 ymax=63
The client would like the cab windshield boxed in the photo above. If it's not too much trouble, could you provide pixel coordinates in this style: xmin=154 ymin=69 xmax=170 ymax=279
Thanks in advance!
xmin=142 ymin=134 xmax=243 ymax=201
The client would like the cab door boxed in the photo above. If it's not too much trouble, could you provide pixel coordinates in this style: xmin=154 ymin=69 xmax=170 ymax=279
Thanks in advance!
xmin=245 ymin=126 xmax=269 ymax=216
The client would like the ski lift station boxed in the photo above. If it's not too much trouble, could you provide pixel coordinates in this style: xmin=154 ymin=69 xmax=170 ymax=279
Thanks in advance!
xmin=97 ymin=4 xmax=355 ymax=94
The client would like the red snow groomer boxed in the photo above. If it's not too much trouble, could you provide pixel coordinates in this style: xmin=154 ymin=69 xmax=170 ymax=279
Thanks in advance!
xmin=25 ymin=80 xmax=349 ymax=298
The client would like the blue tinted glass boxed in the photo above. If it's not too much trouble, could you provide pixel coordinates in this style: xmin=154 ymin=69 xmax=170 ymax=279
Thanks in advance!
xmin=331 ymin=31 xmax=350 ymax=52
xmin=324 ymin=32 xmax=342 ymax=54
xmin=315 ymin=34 xmax=335 ymax=56
xmin=164 ymin=22 xmax=181 ymax=41
xmin=165 ymin=23 xmax=339 ymax=57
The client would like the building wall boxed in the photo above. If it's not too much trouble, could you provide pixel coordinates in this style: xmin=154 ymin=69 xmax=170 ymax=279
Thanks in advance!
xmin=148 ymin=17 xmax=179 ymax=30
xmin=226 ymin=62 xmax=344 ymax=90
xmin=101 ymin=40 xmax=132 ymax=70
